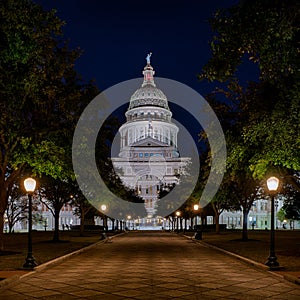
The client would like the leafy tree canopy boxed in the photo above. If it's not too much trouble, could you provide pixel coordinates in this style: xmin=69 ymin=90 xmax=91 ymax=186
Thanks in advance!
xmin=0 ymin=0 xmax=98 ymax=243
xmin=200 ymin=0 xmax=300 ymax=189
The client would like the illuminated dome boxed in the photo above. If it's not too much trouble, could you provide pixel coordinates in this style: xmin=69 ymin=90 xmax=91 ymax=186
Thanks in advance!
xmin=121 ymin=53 xmax=178 ymax=150
xmin=128 ymin=58 xmax=169 ymax=110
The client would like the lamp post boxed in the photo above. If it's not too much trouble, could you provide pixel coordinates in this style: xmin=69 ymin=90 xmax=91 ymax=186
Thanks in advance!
xmin=23 ymin=178 xmax=37 ymax=269
xmin=265 ymin=176 xmax=280 ymax=269
xmin=193 ymin=204 xmax=202 ymax=240
xmin=275 ymin=200 xmax=279 ymax=229
xmin=175 ymin=211 xmax=180 ymax=231
xmin=193 ymin=204 xmax=199 ymax=231
xmin=127 ymin=215 xmax=131 ymax=230
xmin=101 ymin=205 xmax=108 ymax=231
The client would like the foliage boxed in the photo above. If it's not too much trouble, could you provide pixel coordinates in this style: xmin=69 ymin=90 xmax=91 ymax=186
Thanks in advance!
xmin=0 ymin=0 xmax=98 ymax=248
xmin=95 ymin=115 xmax=144 ymax=218
xmin=277 ymin=207 xmax=286 ymax=223
xmin=70 ymin=183 xmax=100 ymax=236
xmin=199 ymin=0 xmax=300 ymax=186
xmin=5 ymin=183 xmax=28 ymax=233
xmin=38 ymin=176 xmax=73 ymax=241
xmin=282 ymin=186 xmax=300 ymax=221
xmin=200 ymin=0 xmax=299 ymax=84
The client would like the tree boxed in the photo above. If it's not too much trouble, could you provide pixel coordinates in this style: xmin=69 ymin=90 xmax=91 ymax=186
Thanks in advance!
xmin=5 ymin=183 xmax=27 ymax=233
xmin=199 ymin=0 xmax=300 ymax=187
xmin=277 ymin=207 xmax=286 ymax=223
xmin=39 ymin=176 xmax=73 ymax=241
xmin=70 ymin=191 xmax=95 ymax=236
xmin=0 ymin=0 xmax=98 ymax=249
xmin=198 ymin=0 xmax=299 ymax=238
xmin=281 ymin=186 xmax=300 ymax=229
xmin=210 ymin=181 xmax=240 ymax=234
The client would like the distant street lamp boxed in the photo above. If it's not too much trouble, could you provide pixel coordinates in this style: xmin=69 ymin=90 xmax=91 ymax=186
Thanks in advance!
xmin=193 ymin=204 xmax=199 ymax=230
xmin=127 ymin=215 xmax=131 ymax=230
xmin=265 ymin=176 xmax=280 ymax=269
xmin=23 ymin=178 xmax=37 ymax=269
xmin=175 ymin=211 xmax=180 ymax=231
xmin=100 ymin=205 xmax=108 ymax=232
xmin=193 ymin=204 xmax=202 ymax=240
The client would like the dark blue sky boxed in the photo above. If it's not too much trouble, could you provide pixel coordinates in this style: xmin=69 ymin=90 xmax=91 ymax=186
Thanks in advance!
xmin=34 ymin=0 xmax=257 ymax=96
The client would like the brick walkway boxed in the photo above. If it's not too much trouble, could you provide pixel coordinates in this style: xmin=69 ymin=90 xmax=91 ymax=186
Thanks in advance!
xmin=0 ymin=231 xmax=299 ymax=299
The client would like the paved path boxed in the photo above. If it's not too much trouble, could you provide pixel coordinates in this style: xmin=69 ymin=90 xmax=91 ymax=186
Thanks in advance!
xmin=0 ymin=232 xmax=299 ymax=299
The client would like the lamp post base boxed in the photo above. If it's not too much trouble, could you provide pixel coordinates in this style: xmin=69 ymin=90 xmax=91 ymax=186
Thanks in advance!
xmin=23 ymin=255 xmax=37 ymax=269
xmin=265 ymin=256 xmax=280 ymax=270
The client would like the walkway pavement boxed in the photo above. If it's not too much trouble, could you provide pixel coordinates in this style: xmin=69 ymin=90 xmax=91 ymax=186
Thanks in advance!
xmin=0 ymin=232 xmax=299 ymax=299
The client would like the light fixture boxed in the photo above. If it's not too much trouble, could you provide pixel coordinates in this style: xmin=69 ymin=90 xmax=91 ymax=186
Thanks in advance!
xmin=267 ymin=176 xmax=279 ymax=192
xmin=265 ymin=176 xmax=280 ymax=269
xmin=24 ymin=177 xmax=36 ymax=193
xmin=23 ymin=177 xmax=37 ymax=269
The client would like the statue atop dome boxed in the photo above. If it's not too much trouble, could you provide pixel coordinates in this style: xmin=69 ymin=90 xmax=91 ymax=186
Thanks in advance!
xmin=146 ymin=52 xmax=152 ymax=65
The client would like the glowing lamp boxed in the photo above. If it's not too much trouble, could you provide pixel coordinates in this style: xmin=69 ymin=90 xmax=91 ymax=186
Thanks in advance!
xmin=24 ymin=178 xmax=36 ymax=193
xmin=267 ymin=177 xmax=279 ymax=192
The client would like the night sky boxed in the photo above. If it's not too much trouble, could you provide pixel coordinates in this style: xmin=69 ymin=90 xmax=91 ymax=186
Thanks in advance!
xmin=33 ymin=0 xmax=256 ymax=96
xmin=34 ymin=0 xmax=260 ymax=154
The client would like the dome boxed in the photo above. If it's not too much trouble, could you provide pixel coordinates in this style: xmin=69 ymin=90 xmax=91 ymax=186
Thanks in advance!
xmin=128 ymin=55 xmax=170 ymax=110
xmin=128 ymin=84 xmax=169 ymax=110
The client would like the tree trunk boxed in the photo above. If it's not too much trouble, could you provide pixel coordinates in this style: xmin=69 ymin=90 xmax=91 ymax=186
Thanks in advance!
xmin=212 ymin=202 xmax=220 ymax=234
xmin=104 ymin=216 xmax=108 ymax=232
xmin=242 ymin=209 xmax=249 ymax=241
xmin=0 ymin=187 xmax=9 ymax=251
xmin=53 ymin=209 xmax=60 ymax=242
xmin=8 ymin=222 xmax=13 ymax=233
xmin=112 ymin=219 xmax=115 ymax=231
xmin=0 ymin=213 xmax=4 ymax=251
xmin=80 ymin=211 xmax=85 ymax=236
xmin=215 ymin=213 xmax=220 ymax=234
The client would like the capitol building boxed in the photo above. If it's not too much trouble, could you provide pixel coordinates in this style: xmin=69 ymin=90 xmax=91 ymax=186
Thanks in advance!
xmin=112 ymin=53 xmax=189 ymax=227
xmin=4 ymin=56 xmax=298 ymax=232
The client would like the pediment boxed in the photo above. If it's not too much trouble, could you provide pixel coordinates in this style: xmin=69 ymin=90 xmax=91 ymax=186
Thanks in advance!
xmin=131 ymin=137 xmax=169 ymax=147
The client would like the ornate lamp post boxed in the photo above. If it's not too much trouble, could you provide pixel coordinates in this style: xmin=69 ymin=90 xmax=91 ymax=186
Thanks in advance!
xmin=193 ymin=204 xmax=199 ymax=230
xmin=101 ymin=205 xmax=108 ymax=232
xmin=175 ymin=211 xmax=180 ymax=231
xmin=193 ymin=204 xmax=202 ymax=240
xmin=23 ymin=178 xmax=37 ymax=269
xmin=127 ymin=215 xmax=131 ymax=230
xmin=265 ymin=176 xmax=280 ymax=269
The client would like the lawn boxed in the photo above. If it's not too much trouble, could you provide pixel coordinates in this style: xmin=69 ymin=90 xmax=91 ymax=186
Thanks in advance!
xmin=0 ymin=230 xmax=104 ymax=271
xmin=188 ymin=230 xmax=300 ymax=272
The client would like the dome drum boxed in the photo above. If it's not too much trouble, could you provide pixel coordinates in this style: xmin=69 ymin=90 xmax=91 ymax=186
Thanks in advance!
xmin=125 ymin=106 xmax=172 ymax=122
